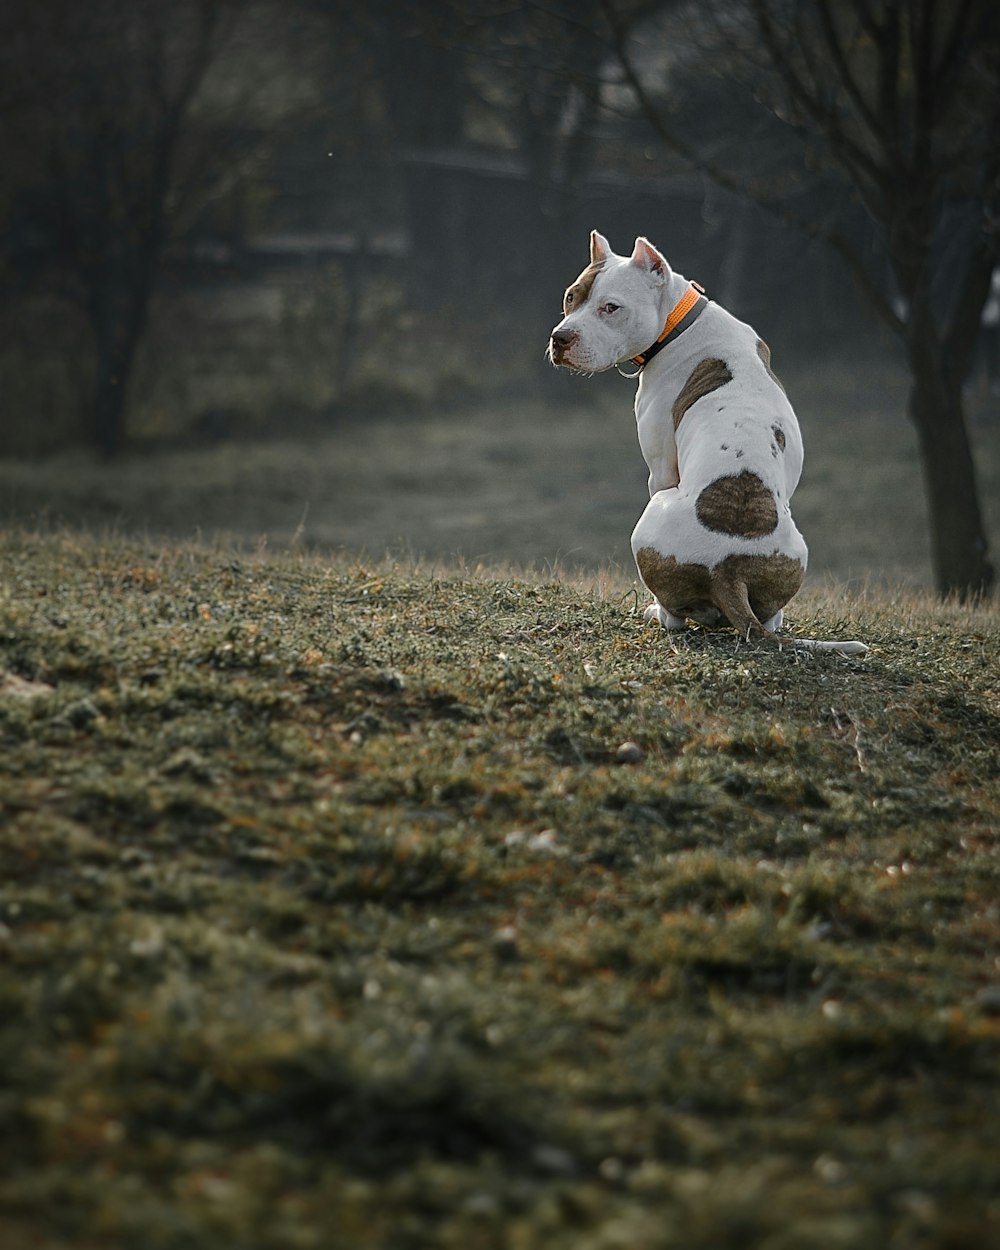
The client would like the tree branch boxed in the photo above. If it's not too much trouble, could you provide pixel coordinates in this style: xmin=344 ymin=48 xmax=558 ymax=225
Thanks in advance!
xmin=933 ymin=0 xmax=981 ymax=121
xmin=846 ymin=0 xmax=881 ymax=41
xmin=748 ymin=0 xmax=888 ymax=197
xmin=598 ymin=0 xmax=904 ymax=333
xmin=910 ymin=0 xmax=936 ymax=168
xmin=815 ymin=0 xmax=881 ymax=138
xmin=944 ymin=234 xmax=996 ymax=381
xmin=869 ymin=0 xmax=902 ymax=174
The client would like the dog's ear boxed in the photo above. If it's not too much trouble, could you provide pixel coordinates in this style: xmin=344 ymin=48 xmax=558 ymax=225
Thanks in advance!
xmin=630 ymin=237 xmax=669 ymax=278
xmin=590 ymin=230 xmax=612 ymax=265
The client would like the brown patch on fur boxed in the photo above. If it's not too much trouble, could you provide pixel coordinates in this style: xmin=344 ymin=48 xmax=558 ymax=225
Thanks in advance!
xmin=563 ymin=261 xmax=605 ymax=314
xmin=771 ymin=424 xmax=786 ymax=452
xmin=757 ymin=338 xmax=785 ymax=393
xmin=695 ymin=471 xmax=779 ymax=538
xmin=713 ymin=553 xmax=805 ymax=633
xmin=635 ymin=548 xmax=804 ymax=636
xmin=635 ymin=549 xmax=714 ymax=619
xmin=672 ymin=357 xmax=732 ymax=430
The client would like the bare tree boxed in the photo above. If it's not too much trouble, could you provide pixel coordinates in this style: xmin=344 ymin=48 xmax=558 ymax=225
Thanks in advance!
xmin=603 ymin=0 xmax=999 ymax=599
xmin=476 ymin=2 xmax=606 ymax=271
xmin=453 ymin=0 xmax=638 ymax=301
xmin=310 ymin=0 xmax=629 ymax=311
xmin=2 ymin=0 xmax=227 ymax=457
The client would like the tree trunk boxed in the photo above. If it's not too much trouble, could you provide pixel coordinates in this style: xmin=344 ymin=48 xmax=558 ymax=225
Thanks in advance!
xmin=908 ymin=346 xmax=995 ymax=599
xmin=90 ymin=291 xmax=146 ymax=459
xmin=92 ymin=351 xmax=129 ymax=458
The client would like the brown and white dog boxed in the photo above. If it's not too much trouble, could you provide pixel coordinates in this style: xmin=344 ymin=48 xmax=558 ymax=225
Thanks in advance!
xmin=548 ymin=231 xmax=867 ymax=654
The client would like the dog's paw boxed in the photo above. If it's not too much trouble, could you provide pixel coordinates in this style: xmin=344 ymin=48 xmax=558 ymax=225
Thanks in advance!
xmin=642 ymin=601 xmax=687 ymax=631
xmin=762 ymin=609 xmax=784 ymax=633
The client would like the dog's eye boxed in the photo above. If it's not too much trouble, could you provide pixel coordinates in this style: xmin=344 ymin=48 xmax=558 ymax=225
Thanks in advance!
xmin=564 ymin=292 xmax=575 ymax=310
xmin=602 ymin=302 xmax=619 ymax=314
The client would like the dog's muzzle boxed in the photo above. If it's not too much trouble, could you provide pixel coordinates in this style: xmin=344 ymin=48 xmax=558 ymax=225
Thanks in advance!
xmin=549 ymin=327 xmax=579 ymax=365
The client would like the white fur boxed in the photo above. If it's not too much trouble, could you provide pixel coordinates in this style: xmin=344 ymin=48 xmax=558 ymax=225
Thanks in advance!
xmin=548 ymin=233 xmax=868 ymax=656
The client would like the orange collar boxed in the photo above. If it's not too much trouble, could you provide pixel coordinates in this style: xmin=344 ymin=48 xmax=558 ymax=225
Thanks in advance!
xmin=630 ymin=281 xmax=707 ymax=368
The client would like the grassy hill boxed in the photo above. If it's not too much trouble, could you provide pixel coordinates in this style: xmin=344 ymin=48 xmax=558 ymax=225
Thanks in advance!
xmin=3 ymin=358 xmax=999 ymax=589
xmin=1 ymin=530 xmax=999 ymax=1249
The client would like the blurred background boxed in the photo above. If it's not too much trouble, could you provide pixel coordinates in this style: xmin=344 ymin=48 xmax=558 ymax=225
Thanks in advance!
xmin=1 ymin=0 xmax=997 ymax=592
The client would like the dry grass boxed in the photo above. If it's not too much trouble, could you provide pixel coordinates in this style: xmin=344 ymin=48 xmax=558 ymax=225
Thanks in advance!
xmin=2 ymin=351 xmax=998 ymax=593
xmin=1 ymin=530 xmax=998 ymax=1249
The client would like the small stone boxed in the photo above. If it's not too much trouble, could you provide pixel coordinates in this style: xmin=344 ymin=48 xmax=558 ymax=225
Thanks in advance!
xmin=462 ymin=1191 xmax=501 ymax=1219
xmin=974 ymin=986 xmax=1000 ymax=1015
xmin=615 ymin=741 xmax=645 ymax=765
xmin=373 ymin=668 xmax=406 ymax=692
xmin=526 ymin=829 xmax=565 ymax=855
xmin=129 ymin=927 xmax=165 ymax=959
xmin=162 ymin=748 xmax=211 ymax=779
xmin=60 ymin=698 xmax=100 ymax=728
xmin=492 ymin=925 xmax=519 ymax=962
xmin=119 ymin=846 xmax=154 ymax=866
xmin=531 ymin=1144 xmax=576 ymax=1176
xmin=598 ymin=1156 xmax=627 ymax=1184
xmin=814 ymin=1153 xmax=848 ymax=1185
xmin=0 ymin=672 xmax=54 ymax=700
xmin=894 ymin=1189 xmax=938 ymax=1222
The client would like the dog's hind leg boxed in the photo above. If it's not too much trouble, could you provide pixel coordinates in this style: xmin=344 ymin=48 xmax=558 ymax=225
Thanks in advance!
xmin=761 ymin=608 xmax=784 ymax=633
xmin=643 ymin=600 xmax=687 ymax=630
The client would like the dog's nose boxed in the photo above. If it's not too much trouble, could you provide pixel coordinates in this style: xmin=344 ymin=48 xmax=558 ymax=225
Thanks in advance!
xmin=550 ymin=328 xmax=578 ymax=350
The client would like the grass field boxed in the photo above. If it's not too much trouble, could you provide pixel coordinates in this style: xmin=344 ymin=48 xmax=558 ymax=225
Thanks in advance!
xmin=1 ymin=529 xmax=998 ymax=1249
xmin=2 ymin=352 xmax=998 ymax=590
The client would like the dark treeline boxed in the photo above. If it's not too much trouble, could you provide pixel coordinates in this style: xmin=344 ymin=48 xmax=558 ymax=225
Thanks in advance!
xmin=1 ymin=0 xmax=997 ymax=595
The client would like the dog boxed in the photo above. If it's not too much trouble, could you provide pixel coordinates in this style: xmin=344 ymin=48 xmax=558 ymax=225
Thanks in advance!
xmin=548 ymin=231 xmax=867 ymax=655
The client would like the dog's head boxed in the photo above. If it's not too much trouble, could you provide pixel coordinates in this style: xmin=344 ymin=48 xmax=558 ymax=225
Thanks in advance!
xmin=547 ymin=231 xmax=673 ymax=373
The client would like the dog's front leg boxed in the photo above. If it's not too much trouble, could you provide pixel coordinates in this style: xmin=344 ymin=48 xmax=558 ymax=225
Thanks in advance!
xmin=637 ymin=407 xmax=679 ymax=497
xmin=648 ymin=469 xmax=680 ymax=496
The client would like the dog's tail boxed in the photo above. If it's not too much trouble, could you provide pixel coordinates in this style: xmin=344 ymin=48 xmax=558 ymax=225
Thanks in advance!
xmin=782 ymin=636 xmax=868 ymax=655
xmin=708 ymin=567 xmax=775 ymax=641
xmin=708 ymin=568 xmax=868 ymax=656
